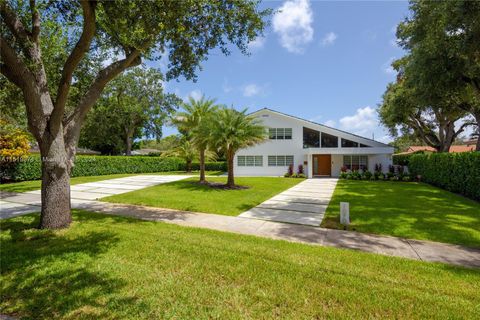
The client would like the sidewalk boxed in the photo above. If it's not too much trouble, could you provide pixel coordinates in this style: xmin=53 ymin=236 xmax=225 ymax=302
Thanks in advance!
xmin=72 ymin=200 xmax=480 ymax=269
xmin=2 ymin=179 xmax=479 ymax=269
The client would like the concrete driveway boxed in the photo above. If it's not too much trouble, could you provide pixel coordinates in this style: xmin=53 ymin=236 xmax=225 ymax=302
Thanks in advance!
xmin=0 ymin=175 xmax=190 ymax=219
xmin=239 ymin=178 xmax=338 ymax=226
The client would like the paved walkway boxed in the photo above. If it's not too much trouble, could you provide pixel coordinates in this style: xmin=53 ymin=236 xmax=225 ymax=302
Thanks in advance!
xmin=71 ymin=201 xmax=480 ymax=268
xmin=0 ymin=175 xmax=190 ymax=219
xmin=1 ymin=175 xmax=479 ymax=268
xmin=239 ymin=178 xmax=338 ymax=226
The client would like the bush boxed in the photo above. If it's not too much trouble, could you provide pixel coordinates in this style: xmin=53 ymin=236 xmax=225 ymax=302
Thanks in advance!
xmin=393 ymin=154 xmax=412 ymax=166
xmin=363 ymin=170 xmax=372 ymax=180
xmin=408 ymin=152 xmax=480 ymax=201
xmin=1 ymin=155 xmax=227 ymax=182
xmin=297 ymin=164 xmax=304 ymax=175
xmin=297 ymin=173 xmax=306 ymax=178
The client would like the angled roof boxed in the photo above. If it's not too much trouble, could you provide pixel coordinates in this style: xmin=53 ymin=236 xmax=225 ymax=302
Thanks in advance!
xmin=249 ymin=107 xmax=391 ymax=147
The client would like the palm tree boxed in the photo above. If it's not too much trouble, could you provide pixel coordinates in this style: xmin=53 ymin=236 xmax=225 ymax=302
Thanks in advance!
xmin=172 ymin=96 xmax=218 ymax=183
xmin=161 ymin=138 xmax=197 ymax=172
xmin=209 ymin=107 xmax=267 ymax=187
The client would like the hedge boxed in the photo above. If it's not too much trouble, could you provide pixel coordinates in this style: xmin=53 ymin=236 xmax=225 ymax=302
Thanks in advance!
xmin=408 ymin=152 xmax=480 ymax=201
xmin=1 ymin=155 xmax=227 ymax=182
xmin=393 ymin=154 xmax=412 ymax=166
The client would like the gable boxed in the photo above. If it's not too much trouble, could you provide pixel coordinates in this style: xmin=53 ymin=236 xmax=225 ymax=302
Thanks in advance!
xmin=249 ymin=108 xmax=390 ymax=148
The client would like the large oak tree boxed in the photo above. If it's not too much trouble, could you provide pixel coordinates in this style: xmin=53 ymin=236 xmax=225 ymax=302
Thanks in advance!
xmin=395 ymin=0 xmax=480 ymax=150
xmin=0 ymin=0 xmax=269 ymax=229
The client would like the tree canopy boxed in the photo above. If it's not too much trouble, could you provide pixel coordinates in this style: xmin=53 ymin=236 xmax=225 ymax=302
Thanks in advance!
xmin=80 ymin=66 xmax=180 ymax=155
xmin=0 ymin=0 xmax=270 ymax=229
xmin=379 ymin=0 xmax=480 ymax=151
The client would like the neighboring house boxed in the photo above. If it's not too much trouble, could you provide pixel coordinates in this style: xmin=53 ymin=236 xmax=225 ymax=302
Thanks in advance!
xmin=235 ymin=108 xmax=394 ymax=178
xmin=396 ymin=143 xmax=476 ymax=155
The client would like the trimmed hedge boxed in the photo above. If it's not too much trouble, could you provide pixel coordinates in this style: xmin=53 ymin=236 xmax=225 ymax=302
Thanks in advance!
xmin=393 ymin=154 xmax=412 ymax=166
xmin=1 ymin=155 xmax=226 ymax=182
xmin=189 ymin=161 xmax=227 ymax=172
xmin=408 ymin=152 xmax=480 ymax=201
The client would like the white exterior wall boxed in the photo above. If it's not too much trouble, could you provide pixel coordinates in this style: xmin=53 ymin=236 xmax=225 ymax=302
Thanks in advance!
xmin=234 ymin=109 xmax=394 ymax=177
xmin=235 ymin=111 xmax=308 ymax=176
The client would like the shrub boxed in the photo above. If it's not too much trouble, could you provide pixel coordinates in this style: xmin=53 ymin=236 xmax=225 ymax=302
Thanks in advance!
xmin=284 ymin=172 xmax=291 ymax=178
xmin=370 ymin=176 xmax=376 ymax=181
xmin=297 ymin=173 xmax=306 ymax=178
xmin=340 ymin=165 xmax=348 ymax=172
xmin=363 ymin=170 xmax=372 ymax=179
xmin=402 ymin=176 xmax=411 ymax=182
xmin=297 ymin=164 xmax=304 ymax=175
xmin=393 ymin=154 xmax=412 ymax=166
xmin=408 ymin=152 xmax=480 ymax=201
xmin=374 ymin=163 xmax=382 ymax=173
xmin=1 ymin=155 xmax=228 ymax=182
xmin=339 ymin=172 xmax=348 ymax=179
xmin=288 ymin=164 xmax=294 ymax=176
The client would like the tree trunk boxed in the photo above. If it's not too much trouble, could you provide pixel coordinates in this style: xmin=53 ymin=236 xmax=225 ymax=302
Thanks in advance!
xmin=199 ymin=148 xmax=206 ymax=183
xmin=226 ymin=148 xmax=235 ymax=188
xmin=473 ymin=111 xmax=480 ymax=152
xmin=125 ymin=136 xmax=132 ymax=156
xmin=186 ymin=159 xmax=192 ymax=172
xmin=39 ymin=135 xmax=72 ymax=229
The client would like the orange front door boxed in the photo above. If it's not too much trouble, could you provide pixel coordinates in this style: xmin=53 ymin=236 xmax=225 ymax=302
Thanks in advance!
xmin=313 ymin=155 xmax=331 ymax=176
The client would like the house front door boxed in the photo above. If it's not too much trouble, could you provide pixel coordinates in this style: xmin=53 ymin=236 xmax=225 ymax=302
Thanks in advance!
xmin=313 ymin=154 xmax=331 ymax=176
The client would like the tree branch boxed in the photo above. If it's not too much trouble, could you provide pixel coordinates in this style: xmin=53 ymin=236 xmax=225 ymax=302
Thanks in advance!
xmin=63 ymin=50 xmax=142 ymax=153
xmin=51 ymin=0 xmax=96 ymax=125
xmin=30 ymin=0 xmax=40 ymax=43
xmin=0 ymin=1 xmax=32 ymax=53
xmin=0 ymin=36 xmax=34 ymax=90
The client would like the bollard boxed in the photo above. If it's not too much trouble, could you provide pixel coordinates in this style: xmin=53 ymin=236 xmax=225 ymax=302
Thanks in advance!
xmin=340 ymin=202 xmax=350 ymax=225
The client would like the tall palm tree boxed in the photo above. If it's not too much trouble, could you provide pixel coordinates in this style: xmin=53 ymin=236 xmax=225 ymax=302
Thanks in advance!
xmin=209 ymin=107 xmax=267 ymax=187
xmin=172 ymin=96 xmax=218 ymax=183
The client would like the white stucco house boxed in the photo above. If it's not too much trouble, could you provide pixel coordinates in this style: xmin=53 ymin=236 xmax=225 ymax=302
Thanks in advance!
xmin=235 ymin=108 xmax=394 ymax=178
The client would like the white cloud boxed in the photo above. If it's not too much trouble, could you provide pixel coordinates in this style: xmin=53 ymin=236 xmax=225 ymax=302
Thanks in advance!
xmin=186 ymin=89 xmax=202 ymax=101
xmin=339 ymin=106 xmax=378 ymax=136
xmin=243 ymin=84 xmax=261 ymax=97
xmin=248 ymin=36 xmax=266 ymax=51
xmin=272 ymin=0 xmax=314 ymax=54
xmin=324 ymin=119 xmax=336 ymax=128
xmin=383 ymin=57 xmax=396 ymax=75
xmin=320 ymin=32 xmax=337 ymax=46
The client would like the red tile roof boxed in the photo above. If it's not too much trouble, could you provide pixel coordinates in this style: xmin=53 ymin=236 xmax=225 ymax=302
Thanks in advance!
xmin=396 ymin=144 xmax=476 ymax=155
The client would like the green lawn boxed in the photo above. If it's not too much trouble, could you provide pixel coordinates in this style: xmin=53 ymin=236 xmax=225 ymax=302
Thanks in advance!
xmin=1 ymin=211 xmax=479 ymax=319
xmin=0 ymin=171 xmax=224 ymax=193
xmin=102 ymin=177 xmax=303 ymax=216
xmin=322 ymin=180 xmax=480 ymax=247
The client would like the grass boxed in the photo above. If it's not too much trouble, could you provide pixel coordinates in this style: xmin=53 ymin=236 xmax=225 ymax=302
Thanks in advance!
xmin=102 ymin=177 xmax=303 ymax=216
xmin=0 ymin=171 xmax=224 ymax=193
xmin=1 ymin=211 xmax=479 ymax=319
xmin=322 ymin=180 xmax=480 ymax=247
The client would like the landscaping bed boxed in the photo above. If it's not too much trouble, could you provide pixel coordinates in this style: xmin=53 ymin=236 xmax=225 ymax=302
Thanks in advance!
xmin=322 ymin=180 xmax=480 ymax=247
xmin=102 ymin=177 xmax=303 ymax=216
xmin=1 ymin=211 xmax=479 ymax=319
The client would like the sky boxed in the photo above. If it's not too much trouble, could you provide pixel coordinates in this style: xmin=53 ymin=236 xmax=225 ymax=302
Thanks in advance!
xmin=152 ymin=0 xmax=410 ymax=143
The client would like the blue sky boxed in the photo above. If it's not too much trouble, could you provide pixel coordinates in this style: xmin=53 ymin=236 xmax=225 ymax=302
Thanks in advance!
xmin=156 ymin=0 xmax=409 ymax=143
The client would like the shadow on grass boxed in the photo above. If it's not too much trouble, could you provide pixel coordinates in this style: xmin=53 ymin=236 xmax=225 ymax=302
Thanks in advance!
xmin=0 ymin=213 xmax=149 ymax=319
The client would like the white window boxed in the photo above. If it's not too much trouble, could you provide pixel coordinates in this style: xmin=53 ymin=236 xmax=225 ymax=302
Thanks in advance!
xmin=268 ymin=155 xmax=294 ymax=166
xmin=269 ymin=128 xmax=292 ymax=140
xmin=238 ymin=155 xmax=263 ymax=167
xmin=343 ymin=155 xmax=368 ymax=170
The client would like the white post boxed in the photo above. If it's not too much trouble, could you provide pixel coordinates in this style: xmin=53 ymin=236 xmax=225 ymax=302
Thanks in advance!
xmin=340 ymin=202 xmax=350 ymax=225
xmin=307 ymin=154 xmax=313 ymax=178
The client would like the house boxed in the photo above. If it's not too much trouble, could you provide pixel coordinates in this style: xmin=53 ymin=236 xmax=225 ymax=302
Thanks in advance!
xmin=235 ymin=108 xmax=394 ymax=178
